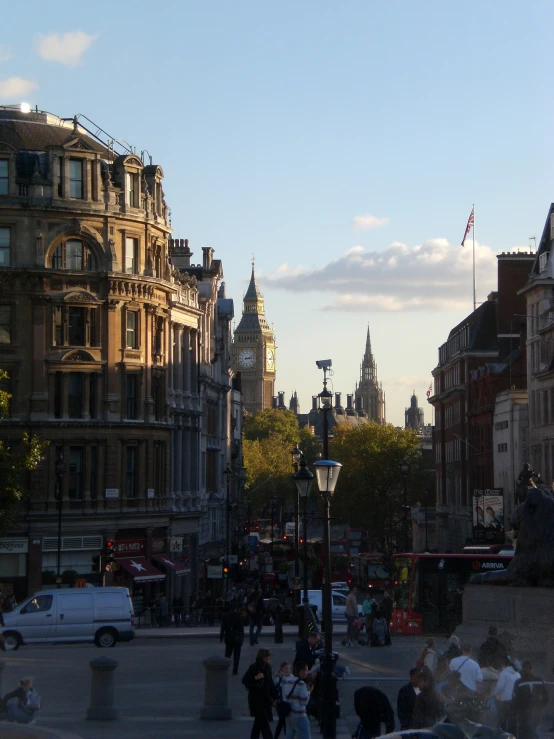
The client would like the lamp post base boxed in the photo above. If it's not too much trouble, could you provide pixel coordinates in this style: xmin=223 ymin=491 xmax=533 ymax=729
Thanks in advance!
xmin=319 ymin=652 xmax=337 ymax=739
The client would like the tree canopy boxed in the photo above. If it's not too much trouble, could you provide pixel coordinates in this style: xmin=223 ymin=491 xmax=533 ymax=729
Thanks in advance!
xmin=0 ymin=371 xmax=45 ymax=535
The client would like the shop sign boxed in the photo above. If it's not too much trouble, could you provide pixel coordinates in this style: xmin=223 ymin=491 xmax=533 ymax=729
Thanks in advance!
xmin=147 ymin=488 xmax=155 ymax=499
xmin=152 ymin=537 xmax=166 ymax=554
xmin=170 ymin=536 xmax=183 ymax=553
xmin=207 ymin=565 xmax=222 ymax=579
xmin=105 ymin=489 xmax=119 ymax=499
xmin=0 ymin=538 xmax=28 ymax=554
xmin=114 ymin=537 xmax=166 ymax=558
xmin=472 ymin=489 xmax=504 ymax=543
xmin=228 ymin=554 xmax=238 ymax=564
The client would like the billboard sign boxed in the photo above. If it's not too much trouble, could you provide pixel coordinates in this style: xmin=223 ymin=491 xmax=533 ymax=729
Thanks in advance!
xmin=472 ymin=488 xmax=504 ymax=543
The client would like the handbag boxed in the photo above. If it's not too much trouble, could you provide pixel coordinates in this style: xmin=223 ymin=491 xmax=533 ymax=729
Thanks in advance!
xmin=276 ymin=679 xmax=300 ymax=720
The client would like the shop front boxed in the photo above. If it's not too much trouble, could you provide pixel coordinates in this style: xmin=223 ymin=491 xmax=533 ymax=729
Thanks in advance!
xmin=0 ymin=538 xmax=28 ymax=601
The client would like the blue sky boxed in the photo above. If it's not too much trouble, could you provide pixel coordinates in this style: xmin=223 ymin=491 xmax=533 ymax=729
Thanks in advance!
xmin=2 ymin=1 xmax=553 ymax=425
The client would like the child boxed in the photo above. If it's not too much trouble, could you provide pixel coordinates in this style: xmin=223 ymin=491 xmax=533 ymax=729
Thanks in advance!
xmin=274 ymin=662 xmax=291 ymax=739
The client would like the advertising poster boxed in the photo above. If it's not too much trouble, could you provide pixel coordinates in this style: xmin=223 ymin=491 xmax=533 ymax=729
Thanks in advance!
xmin=472 ymin=489 xmax=504 ymax=543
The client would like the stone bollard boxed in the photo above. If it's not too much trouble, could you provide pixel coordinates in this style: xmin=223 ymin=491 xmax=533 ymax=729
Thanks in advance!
xmin=200 ymin=655 xmax=232 ymax=720
xmin=86 ymin=657 xmax=119 ymax=721
xmin=0 ymin=661 xmax=6 ymax=697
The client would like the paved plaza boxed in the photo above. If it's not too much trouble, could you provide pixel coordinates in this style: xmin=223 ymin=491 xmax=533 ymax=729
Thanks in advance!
xmin=0 ymin=629 xmax=551 ymax=738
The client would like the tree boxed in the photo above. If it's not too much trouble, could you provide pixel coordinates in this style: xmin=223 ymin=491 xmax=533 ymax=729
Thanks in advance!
xmin=0 ymin=370 xmax=45 ymax=535
xmin=329 ymin=422 xmax=432 ymax=550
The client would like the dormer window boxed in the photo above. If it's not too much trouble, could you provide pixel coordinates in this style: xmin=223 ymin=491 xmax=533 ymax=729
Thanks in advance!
xmin=51 ymin=240 xmax=96 ymax=271
xmin=69 ymin=159 xmax=83 ymax=199
xmin=0 ymin=160 xmax=8 ymax=195
xmin=126 ymin=172 xmax=139 ymax=208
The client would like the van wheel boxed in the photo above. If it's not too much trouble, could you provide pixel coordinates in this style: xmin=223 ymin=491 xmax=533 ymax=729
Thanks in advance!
xmin=95 ymin=628 xmax=117 ymax=648
xmin=3 ymin=632 xmax=21 ymax=651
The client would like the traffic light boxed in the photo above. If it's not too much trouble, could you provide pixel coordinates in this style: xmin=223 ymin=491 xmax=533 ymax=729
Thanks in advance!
xmin=104 ymin=540 xmax=115 ymax=571
xmin=92 ymin=555 xmax=101 ymax=573
xmin=222 ymin=564 xmax=229 ymax=579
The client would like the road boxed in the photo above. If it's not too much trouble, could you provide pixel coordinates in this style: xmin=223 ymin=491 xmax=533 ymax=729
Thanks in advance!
xmin=0 ymin=630 xmax=441 ymax=738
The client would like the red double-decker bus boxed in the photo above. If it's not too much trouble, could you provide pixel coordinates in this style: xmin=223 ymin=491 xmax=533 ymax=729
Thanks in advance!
xmin=390 ymin=552 xmax=513 ymax=635
xmin=352 ymin=553 xmax=390 ymax=591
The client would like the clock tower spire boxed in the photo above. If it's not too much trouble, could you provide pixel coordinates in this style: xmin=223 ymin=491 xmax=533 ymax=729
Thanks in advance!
xmin=232 ymin=263 xmax=276 ymax=412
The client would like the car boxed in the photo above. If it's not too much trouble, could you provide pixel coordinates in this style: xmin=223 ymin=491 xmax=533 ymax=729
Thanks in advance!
xmin=305 ymin=589 xmax=363 ymax=622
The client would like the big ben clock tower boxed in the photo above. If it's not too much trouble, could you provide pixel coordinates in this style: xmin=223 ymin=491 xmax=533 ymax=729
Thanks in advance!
xmin=232 ymin=264 xmax=276 ymax=413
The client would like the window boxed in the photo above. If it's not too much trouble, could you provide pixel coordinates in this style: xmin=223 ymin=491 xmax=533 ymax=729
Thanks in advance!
xmin=90 ymin=446 xmax=98 ymax=499
xmin=68 ymin=308 xmax=85 ymax=346
xmin=126 ymin=311 xmax=138 ymax=349
xmin=125 ymin=237 xmax=138 ymax=274
xmin=68 ymin=447 xmax=84 ymax=498
xmin=0 ymin=227 xmax=10 ymax=267
xmin=68 ymin=373 xmax=83 ymax=418
xmin=51 ymin=240 xmax=95 ymax=271
xmin=0 ymin=306 xmax=11 ymax=344
xmin=154 ymin=441 xmax=165 ymax=497
xmin=152 ymin=369 xmax=164 ymax=421
xmin=21 ymin=595 xmax=53 ymax=614
xmin=69 ymin=159 xmax=83 ymax=199
xmin=125 ymin=446 xmax=138 ymax=497
xmin=0 ymin=159 xmax=8 ymax=195
xmin=125 ymin=374 xmax=138 ymax=419
xmin=53 ymin=306 xmax=99 ymax=347
xmin=54 ymin=372 xmax=62 ymax=418
xmin=89 ymin=375 xmax=97 ymax=419
xmin=126 ymin=172 xmax=139 ymax=208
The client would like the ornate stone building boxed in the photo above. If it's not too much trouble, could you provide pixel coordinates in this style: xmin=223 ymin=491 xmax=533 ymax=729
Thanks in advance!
xmin=405 ymin=392 xmax=424 ymax=431
xmin=354 ymin=326 xmax=386 ymax=423
xmin=232 ymin=266 xmax=275 ymax=413
xmin=0 ymin=107 xmax=239 ymax=602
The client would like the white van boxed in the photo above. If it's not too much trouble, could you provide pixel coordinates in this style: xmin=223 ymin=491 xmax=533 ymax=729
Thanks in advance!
xmin=1 ymin=587 xmax=135 ymax=650
xmin=306 ymin=589 xmax=363 ymax=622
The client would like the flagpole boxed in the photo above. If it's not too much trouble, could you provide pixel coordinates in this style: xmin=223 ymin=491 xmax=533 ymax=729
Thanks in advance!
xmin=472 ymin=203 xmax=476 ymax=312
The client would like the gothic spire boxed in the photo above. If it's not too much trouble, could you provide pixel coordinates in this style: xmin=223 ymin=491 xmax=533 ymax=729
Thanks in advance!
xmin=365 ymin=324 xmax=372 ymax=356
xmin=244 ymin=264 xmax=263 ymax=302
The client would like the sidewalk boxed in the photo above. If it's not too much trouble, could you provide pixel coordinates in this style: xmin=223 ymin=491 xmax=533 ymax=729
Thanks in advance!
xmin=135 ymin=623 xmax=348 ymax=638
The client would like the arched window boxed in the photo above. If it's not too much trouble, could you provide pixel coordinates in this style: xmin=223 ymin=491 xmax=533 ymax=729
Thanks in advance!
xmin=51 ymin=240 xmax=96 ymax=271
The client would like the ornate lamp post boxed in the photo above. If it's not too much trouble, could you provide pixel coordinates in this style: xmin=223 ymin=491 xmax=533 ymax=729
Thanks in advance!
xmin=55 ymin=454 xmax=66 ymax=588
xmin=294 ymin=455 xmax=314 ymax=636
xmin=291 ymin=443 xmax=302 ymax=609
xmin=423 ymin=487 xmax=430 ymax=551
xmin=270 ymin=494 xmax=277 ymax=556
xmin=315 ymin=361 xmax=341 ymax=739
xmin=244 ymin=495 xmax=252 ymax=553
xmin=400 ymin=459 xmax=410 ymax=552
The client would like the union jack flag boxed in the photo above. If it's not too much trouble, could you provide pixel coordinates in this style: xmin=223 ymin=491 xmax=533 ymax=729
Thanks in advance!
xmin=461 ymin=207 xmax=474 ymax=247
xmin=426 ymin=383 xmax=432 ymax=398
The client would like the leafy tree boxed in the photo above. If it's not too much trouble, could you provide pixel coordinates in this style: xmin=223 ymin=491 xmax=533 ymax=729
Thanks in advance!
xmin=329 ymin=422 xmax=432 ymax=551
xmin=0 ymin=370 xmax=45 ymax=535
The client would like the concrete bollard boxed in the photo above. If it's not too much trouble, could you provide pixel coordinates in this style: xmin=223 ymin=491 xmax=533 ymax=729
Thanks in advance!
xmin=0 ymin=661 xmax=6 ymax=697
xmin=86 ymin=656 xmax=119 ymax=721
xmin=200 ymin=655 xmax=232 ymax=720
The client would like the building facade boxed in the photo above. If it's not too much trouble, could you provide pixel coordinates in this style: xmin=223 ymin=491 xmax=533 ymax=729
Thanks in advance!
xmin=405 ymin=392 xmax=424 ymax=431
xmin=0 ymin=107 xmax=239 ymax=605
xmin=493 ymin=389 xmax=528 ymax=526
xmin=354 ymin=327 xmax=385 ymax=423
xmin=232 ymin=266 xmax=275 ymax=413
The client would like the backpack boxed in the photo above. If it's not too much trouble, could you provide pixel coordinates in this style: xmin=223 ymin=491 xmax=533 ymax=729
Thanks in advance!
xmin=25 ymin=688 xmax=42 ymax=712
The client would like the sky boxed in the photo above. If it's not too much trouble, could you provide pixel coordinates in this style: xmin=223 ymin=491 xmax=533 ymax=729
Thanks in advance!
xmin=2 ymin=1 xmax=553 ymax=426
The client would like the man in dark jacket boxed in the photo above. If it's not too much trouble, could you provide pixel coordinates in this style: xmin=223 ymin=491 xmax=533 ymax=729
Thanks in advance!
xmin=477 ymin=626 xmax=507 ymax=667
xmin=413 ymin=667 xmax=445 ymax=729
xmin=509 ymin=660 xmax=549 ymax=739
xmin=397 ymin=668 xmax=420 ymax=730
xmin=294 ymin=632 xmax=320 ymax=671
xmin=220 ymin=603 xmax=245 ymax=675
xmin=248 ymin=588 xmax=265 ymax=646
xmin=354 ymin=686 xmax=394 ymax=738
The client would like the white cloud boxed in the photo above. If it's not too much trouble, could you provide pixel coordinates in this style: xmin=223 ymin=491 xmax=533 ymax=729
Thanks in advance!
xmin=0 ymin=46 xmax=13 ymax=63
xmin=0 ymin=77 xmax=38 ymax=100
xmin=264 ymin=238 xmax=500 ymax=312
xmin=351 ymin=214 xmax=390 ymax=230
xmin=37 ymin=31 xmax=97 ymax=67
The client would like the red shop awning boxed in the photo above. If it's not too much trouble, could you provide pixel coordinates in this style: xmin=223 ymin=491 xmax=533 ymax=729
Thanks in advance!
xmin=117 ymin=557 xmax=165 ymax=582
xmin=152 ymin=555 xmax=191 ymax=576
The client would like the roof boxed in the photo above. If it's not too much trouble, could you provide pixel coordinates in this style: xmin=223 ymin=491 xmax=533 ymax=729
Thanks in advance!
xmin=244 ymin=267 xmax=262 ymax=301
xmin=0 ymin=110 xmax=109 ymax=155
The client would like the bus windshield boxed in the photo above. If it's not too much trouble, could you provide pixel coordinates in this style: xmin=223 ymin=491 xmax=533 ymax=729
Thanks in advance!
xmin=392 ymin=556 xmax=413 ymax=611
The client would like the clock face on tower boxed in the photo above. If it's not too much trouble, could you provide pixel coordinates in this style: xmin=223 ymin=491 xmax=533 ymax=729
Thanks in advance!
xmin=266 ymin=347 xmax=275 ymax=370
xmin=238 ymin=348 xmax=256 ymax=368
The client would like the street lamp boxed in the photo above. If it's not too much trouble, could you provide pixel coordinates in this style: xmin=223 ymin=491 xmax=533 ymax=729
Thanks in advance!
xmin=55 ymin=454 xmax=66 ymax=588
xmin=290 ymin=443 xmax=302 ymax=613
xmin=270 ymin=495 xmax=277 ymax=556
xmin=400 ymin=459 xmax=410 ymax=552
xmin=315 ymin=361 xmax=341 ymax=739
xmin=224 ymin=466 xmax=233 ymax=591
xmin=294 ymin=455 xmax=314 ymax=635
xmin=423 ymin=487 xmax=430 ymax=551
xmin=244 ymin=495 xmax=252 ymax=551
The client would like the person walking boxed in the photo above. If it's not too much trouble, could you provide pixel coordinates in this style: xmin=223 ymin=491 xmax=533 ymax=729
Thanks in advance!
xmin=354 ymin=685 xmax=395 ymax=738
xmin=344 ymin=585 xmax=358 ymax=646
xmin=478 ymin=626 xmax=508 ymax=668
xmin=449 ymin=644 xmax=483 ymax=693
xmin=397 ymin=668 xmax=421 ymax=730
xmin=492 ymin=657 xmax=520 ymax=730
xmin=443 ymin=635 xmax=462 ymax=661
xmin=248 ymin=588 xmax=265 ymax=646
xmin=282 ymin=661 xmax=312 ymax=739
xmin=274 ymin=662 xmax=292 ymax=739
xmin=158 ymin=595 xmax=169 ymax=627
xmin=0 ymin=677 xmax=41 ymax=724
xmin=509 ymin=660 xmax=549 ymax=739
xmin=172 ymin=595 xmax=184 ymax=627
xmin=362 ymin=592 xmax=376 ymax=628
xmin=220 ymin=602 xmax=245 ymax=676
xmin=413 ymin=667 xmax=445 ymax=729
xmin=243 ymin=648 xmax=278 ymax=739
xmin=294 ymin=632 xmax=320 ymax=672
xmin=418 ymin=638 xmax=438 ymax=673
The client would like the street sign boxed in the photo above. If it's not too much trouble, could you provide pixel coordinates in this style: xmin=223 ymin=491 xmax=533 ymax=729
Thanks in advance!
xmin=264 ymin=555 xmax=272 ymax=565
xmin=207 ymin=565 xmax=222 ymax=579
xmin=228 ymin=555 xmax=238 ymax=564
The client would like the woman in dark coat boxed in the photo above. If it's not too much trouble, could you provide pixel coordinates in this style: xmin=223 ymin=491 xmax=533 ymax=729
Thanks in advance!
xmin=242 ymin=648 xmax=277 ymax=739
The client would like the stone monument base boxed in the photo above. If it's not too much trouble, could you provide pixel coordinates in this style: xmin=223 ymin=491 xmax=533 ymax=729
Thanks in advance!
xmin=454 ymin=584 xmax=554 ymax=670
